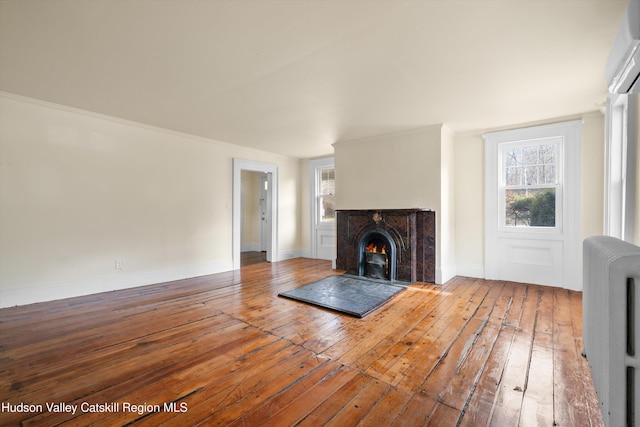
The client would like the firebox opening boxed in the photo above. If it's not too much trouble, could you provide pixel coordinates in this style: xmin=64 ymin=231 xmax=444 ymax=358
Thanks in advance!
xmin=358 ymin=231 xmax=397 ymax=282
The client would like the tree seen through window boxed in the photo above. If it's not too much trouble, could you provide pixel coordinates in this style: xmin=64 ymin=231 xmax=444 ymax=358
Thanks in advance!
xmin=503 ymin=142 xmax=558 ymax=227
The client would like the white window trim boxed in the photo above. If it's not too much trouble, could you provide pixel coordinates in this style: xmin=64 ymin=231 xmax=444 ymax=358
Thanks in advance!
xmin=309 ymin=157 xmax=334 ymax=259
xmin=484 ymin=120 xmax=581 ymax=289
xmin=605 ymin=93 xmax=637 ymax=242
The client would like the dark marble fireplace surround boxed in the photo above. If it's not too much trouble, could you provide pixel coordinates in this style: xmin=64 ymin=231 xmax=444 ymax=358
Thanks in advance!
xmin=336 ymin=209 xmax=436 ymax=284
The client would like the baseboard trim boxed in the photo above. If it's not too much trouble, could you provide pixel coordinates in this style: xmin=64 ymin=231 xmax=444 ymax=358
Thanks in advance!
xmin=277 ymin=249 xmax=304 ymax=261
xmin=436 ymin=266 xmax=457 ymax=285
xmin=1 ymin=259 xmax=489 ymax=308
xmin=0 ymin=260 xmax=234 ymax=308
xmin=455 ymin=264 xmax=486 ymax=279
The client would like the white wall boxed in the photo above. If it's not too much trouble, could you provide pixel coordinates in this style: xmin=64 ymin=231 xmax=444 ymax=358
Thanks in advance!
xmin=581 ymin=112 xmax=606 ymax=242
xmin=333 ymin=124 xmax=455 ymax=283
xmin=299 ymin=158 xmax=312 ymax=258
xmin=334 ymin=125 xmax=442 ymax=210
xmin=453 ymin=131 xmax=485 ymax=278
xmin=440 ymin=125 xmax=456 ymax=282
xmin=0 ymin=93 xmax=303 ymax=307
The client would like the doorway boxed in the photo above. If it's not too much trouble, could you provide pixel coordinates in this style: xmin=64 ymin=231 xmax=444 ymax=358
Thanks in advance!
xmin=484 ymin=121 xmax=581 ymax=290
xmin=239 ymin=171 xmax=270 ymax=266
xmin=233 ymin=159 xmax=278 ymax=271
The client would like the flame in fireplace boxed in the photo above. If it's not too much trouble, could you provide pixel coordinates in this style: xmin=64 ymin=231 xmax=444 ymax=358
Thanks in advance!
xmin=365 ymin=242 xmax=387 ymax=254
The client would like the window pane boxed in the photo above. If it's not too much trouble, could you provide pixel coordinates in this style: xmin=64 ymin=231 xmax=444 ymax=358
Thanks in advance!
xmin=505 ymin=149 xmax=520 ymax=167
xmin=320 ymin=168 xmax=335 ymax=196
xmin=505 ymin=188 xmax=556 ymax=227
xmin=542 ymin=165 xmax=556 ymax=184
xmin=524 ymin=166 xmax=538 ymax=185
xmin=540 ymin=144 xmax=555 ymax=163
xmin=505 ymin=167 xmax=520 ymax=186
xmin=320 ymin=195 xmax=335 ymax=221
xmin=317 ymin=167 xmax=335 ymax=223
xmin=504 ymin=142 xmax=557 ymax=188
xmin=522 ymin=146 xmax=538 ymax=165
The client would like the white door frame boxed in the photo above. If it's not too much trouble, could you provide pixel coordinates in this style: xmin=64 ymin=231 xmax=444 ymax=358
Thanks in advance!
xmin=233 ymin=158 xmax=278 ymax=270
xmin=484 ymin=120 xmax=582 ymax=290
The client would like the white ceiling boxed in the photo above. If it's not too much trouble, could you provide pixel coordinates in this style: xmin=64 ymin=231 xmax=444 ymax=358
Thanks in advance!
xmin=0 ymin=0 xmax=628 ymax=158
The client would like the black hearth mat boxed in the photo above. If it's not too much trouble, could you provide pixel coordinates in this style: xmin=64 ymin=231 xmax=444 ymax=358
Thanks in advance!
xmin=278 ymin=275 xmax=406 ymax=318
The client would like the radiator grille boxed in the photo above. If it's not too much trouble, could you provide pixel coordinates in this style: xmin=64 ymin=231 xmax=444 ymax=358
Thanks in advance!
xmin=583 ymin=236 xmax=640 ymax=427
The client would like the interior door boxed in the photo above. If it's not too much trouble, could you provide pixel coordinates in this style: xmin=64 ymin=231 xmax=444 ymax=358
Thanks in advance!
xmin=484 ymin=121 xmax=581 ymax=290
xmin=310 ymin=158 xmax=336 ymax=261
xmin=259 ymin=173 xmax=270 ymax=252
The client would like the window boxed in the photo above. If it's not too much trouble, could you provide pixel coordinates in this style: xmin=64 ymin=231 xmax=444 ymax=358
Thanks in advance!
xmin=605 ymin=93 xmax=636 ymax=241
xmin=500 ymin=138 xmax=562 ymax=229
xmin=318 ymin=167 xmax=335 ymax=222
xmin=484 ymin=120 xmax=580 ymax=289
xmin=309 ymin=157 xmax=336 ymax=261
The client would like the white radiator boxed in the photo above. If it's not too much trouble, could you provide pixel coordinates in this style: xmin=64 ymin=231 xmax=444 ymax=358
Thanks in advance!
xmin=584 ymin=236 xmax=640 ymax=427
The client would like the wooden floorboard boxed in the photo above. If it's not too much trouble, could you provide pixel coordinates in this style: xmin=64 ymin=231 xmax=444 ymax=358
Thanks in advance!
xmin=240 ymin=251 xmax=267 ymax=267
xmin=0 ymin=258 xmax=603 ymax=426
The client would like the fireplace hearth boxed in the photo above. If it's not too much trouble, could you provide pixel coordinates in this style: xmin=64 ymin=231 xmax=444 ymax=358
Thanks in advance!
xmin=336 ymin=209 xmax=435 ymax=284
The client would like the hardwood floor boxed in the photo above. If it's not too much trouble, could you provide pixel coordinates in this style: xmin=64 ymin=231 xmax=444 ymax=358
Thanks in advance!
xmin=0 ymin=258 xmax=602 ymax=426
xmin=240 ymin=251 xmax=267 ymax=266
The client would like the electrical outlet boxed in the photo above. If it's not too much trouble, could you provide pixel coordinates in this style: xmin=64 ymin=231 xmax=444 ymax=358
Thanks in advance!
xmin=115 ymin=259 xmax=123 ymax=270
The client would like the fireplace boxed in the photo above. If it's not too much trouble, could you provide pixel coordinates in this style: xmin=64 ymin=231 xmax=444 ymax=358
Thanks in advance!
xmin=359 ymin=230 xmax=396 ymax=281
xmin=336 ymin=209 xmax=435 ymax=283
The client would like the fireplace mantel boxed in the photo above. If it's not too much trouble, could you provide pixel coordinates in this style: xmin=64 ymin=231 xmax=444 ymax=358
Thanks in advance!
xmin=335 ymin=209 xmax=436 ymax=283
